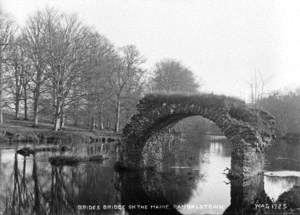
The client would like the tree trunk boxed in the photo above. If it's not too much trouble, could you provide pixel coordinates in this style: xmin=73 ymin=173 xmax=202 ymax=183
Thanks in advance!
xmin=33 ymin=67 xmax=43 ymax=127
xmin=33 ymin=97 xmax=39 ymax=127
xmin=90 ymin=116 xmax=97 ymax=131
xmin=14 ymin=63 xmax=22 ymax=120
xmin=98 ymin=103 xmax=104 ymax=130
xmin=106 ymin=119 xmax=110 ymax=130
xmin=33 ymin=87 xmax=40 ymax=127
xmin=115 ymin=95 xmax=121 ymax=132
xmin=72 ymin=86 xmax=79 ymax=126
xmin=53 ymin=98 xmax=64 ymax=131
xmin=60 ymin=111 xmax=65 ymax=129
xmin=0 ymin=106 xmax=3 ymax=124
xmin=72 ymin=103 xmax=79 ymax=126
xmin=53 ymin=115 xmax=61 ymax=131
xmin=24 ymin=88 xmax=28 ymax=120
xmin=0 ymin=62 xmax=3 ymax=124
xmin=0 ymin=92 xmax=3 ymax=124
xmin=53 ymin=105 xmax=61 ymax=131
xmin=51 ymin=85 xmax=56 ymax=124
xmin=32 ymin=156 xmax=41 ymax=214
xmin=15 ymin=99 xmax=19 ymax=120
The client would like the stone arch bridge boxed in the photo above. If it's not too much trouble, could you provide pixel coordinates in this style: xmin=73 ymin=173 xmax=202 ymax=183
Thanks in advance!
xmin=120 ymin=93 xmax=275 ymax=176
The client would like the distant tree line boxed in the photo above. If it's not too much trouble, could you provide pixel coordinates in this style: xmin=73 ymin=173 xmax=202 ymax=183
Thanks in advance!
xmin=0 ymin=8 xmax=200 ymax=132
xmin=245 ymin=71 xmax=300 ymax=136
xmin=259 ymin=89 xmax=300 ymax=136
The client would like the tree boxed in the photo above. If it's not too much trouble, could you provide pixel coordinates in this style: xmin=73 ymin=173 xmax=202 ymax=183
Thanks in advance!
xmin=21 ymin=10 xmax=48 ymax=127
xmin=81 ymin=32 xmax=116 ymax=130
xmin=7 ymin=36 xmax=23 ymax=119
xmin=0 ymin=14 xmax=15 ymax=124
xmin=6 ymin=35 xmax=33 ymax=120
xmin=150 ymin=59 xmax=203 ymax=137
xmin=260 ymin=90 xmax=300 ymax=136
xmin=112 ymin=45 xmax=145 ymax=132
xmin=1 ymin=8 xmax=204 ymax=135
xmin=246 ymin=70 xmax=272 ymax=109
xmin=41 ymin=9 xmax=92 ymax=131
xmin=20 ymin=59 xmax=31 ymax=120
xmin=151 ymin=59 xmax=199 ymax=93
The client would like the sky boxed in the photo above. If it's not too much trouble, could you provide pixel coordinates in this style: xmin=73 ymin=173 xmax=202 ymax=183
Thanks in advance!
xmin=1 ymin=0 xmax=300 ymax=100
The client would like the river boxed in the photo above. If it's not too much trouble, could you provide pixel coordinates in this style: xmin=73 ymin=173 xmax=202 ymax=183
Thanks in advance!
xmin=0 ymin=132 xmax=299 ymax=215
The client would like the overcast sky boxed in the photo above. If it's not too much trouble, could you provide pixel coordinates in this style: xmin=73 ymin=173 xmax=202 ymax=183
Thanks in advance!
xmin=1 ymin=0 xmax=300 ymax=99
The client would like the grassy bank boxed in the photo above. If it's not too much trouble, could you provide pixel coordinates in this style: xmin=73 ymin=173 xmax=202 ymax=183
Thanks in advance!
xmin=0 ymin=115 xmax=118 ymax=145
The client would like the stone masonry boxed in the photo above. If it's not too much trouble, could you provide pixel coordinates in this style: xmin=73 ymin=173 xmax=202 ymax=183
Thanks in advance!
xmin=120 ymin=93 xmax=276 ymax=176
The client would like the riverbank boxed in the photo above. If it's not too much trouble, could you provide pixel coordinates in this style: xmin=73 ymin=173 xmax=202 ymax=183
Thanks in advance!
xmin=0 ymin=118 xmax=120 ymax=145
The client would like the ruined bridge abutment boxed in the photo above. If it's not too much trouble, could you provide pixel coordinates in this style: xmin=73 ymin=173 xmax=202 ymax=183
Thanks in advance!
xmin=120 ymin=93 xmax=275 ymax=176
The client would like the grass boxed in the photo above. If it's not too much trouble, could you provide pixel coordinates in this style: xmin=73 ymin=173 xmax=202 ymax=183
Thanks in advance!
xmin=0 ymin=112 xmax=117 ymax=144
xmin=2 ymin=112 xmax=88 ymax=131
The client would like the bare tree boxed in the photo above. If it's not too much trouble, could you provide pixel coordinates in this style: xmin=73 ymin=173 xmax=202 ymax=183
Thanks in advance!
xmin=0 ymin=8 xmax=152 ymax=133
xmin=246 ymin=69 xmax=272 ymax=109
xmin=74 ymin=32 xmax=117 ymax=130
xmin=112 ymin=45 xmax=145 ymax=132
xmin=0 ymin=14 xmax=15 ymax=124
xmin=20 ymin=63 xmax=31 ymax=120
xmin=42 ymin=9 xmax=92 ymax=131
xmin=7 ymin=36 xmax=26 ymax=120
xmin=21 ymin=11 xmax=48 ymax=127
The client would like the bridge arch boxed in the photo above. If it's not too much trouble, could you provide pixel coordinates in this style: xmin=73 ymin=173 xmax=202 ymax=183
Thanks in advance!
xmin=121 ymin=93 xmax=275 ymax=175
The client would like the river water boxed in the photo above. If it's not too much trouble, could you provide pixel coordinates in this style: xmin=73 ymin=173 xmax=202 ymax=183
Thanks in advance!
xmin=0 ymin=134 xmax=299 ymax=215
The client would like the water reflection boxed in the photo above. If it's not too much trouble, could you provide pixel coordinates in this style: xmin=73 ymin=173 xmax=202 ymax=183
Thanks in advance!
xmin=0 ymin=137 xmax=300 ymax=214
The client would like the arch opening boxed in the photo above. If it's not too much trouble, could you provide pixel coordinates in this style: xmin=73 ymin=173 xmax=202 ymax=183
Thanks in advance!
xmin=142 ymin=115 xmax=226 ymax=170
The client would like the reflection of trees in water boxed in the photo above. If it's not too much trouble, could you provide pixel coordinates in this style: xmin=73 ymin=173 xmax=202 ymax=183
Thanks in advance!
xmin=5 ymin=153 xmax=32 ymax=214
xmin=119 ymin=171 xmax=182 ymax=215
xmin=3 ymin=153 xmax=50 ymax=215
xmin=74 ymin=164 xmax=121 ymax=211
xmin=160 ymin=169 xmax=204 ymax=204
xmin=141 ymin=128 xmax=206 ymax=206
xmin=2 ymin=155 xmax=121 ymax=215
xmin=48 ymin=163 xmax=122 ymax=214
xmin=50 ymin=165 xmax=78 ymax=215
xmin=139 ymin=169 xmax=202 ymax=205
xmin=143 ymin=128 xmax=207 ymax=171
